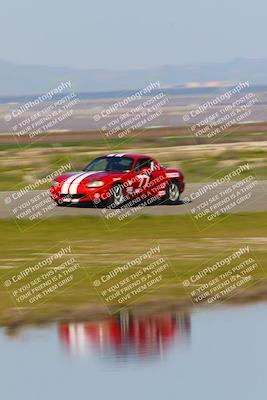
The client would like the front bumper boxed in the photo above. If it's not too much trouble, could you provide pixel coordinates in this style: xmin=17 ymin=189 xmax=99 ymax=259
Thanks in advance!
xmin=50 ymin=186 xmax=107 ymax=204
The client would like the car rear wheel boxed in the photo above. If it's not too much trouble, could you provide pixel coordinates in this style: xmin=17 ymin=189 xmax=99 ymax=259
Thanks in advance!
xmin=164 ymin=180 xmax=180 ymax=204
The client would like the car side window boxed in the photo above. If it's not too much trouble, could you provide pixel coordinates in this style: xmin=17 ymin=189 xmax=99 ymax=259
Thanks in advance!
xmin=134 ymin=158 xmax=153 ymax=173
xmin=110 ymin=157 xmax=133 ymax=172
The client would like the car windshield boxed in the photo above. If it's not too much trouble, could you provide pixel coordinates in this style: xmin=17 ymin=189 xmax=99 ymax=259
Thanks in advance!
xmin=84 ymin=156 xmax=134 ymax=172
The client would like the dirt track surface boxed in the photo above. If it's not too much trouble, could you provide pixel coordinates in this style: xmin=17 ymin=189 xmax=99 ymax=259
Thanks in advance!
xmin=0 ymin=181 xmax=266 ymax=220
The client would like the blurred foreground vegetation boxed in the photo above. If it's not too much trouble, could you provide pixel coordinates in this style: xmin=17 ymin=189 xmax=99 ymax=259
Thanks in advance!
xmin=0 ymin=212 xmax=266 ymax=326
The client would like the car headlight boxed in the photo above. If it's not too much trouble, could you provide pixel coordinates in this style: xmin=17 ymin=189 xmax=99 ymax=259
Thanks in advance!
xmin=52 ymin=180 xmax=60 ymax=187
xmin=86 ymin=181 xmax=105 ymax=188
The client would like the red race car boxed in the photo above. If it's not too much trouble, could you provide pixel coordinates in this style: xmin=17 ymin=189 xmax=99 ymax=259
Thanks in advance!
xmin=50 ymin=153 xmax=185 ymax=208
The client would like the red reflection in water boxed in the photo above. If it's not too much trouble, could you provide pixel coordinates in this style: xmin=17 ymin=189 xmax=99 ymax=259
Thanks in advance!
xmin=58 ymin=311 xmax=191 ymax=359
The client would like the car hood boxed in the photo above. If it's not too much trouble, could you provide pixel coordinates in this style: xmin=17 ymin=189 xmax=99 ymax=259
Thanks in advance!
xmin=54 ymin=170 xmax=123 ymax=184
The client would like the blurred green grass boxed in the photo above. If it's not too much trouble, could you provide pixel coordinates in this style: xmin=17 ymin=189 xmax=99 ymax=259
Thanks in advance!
xmin=0 ymin=213 xmax=266 ymax=325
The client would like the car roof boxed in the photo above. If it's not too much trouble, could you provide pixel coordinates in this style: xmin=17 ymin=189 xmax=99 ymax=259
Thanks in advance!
xmin=105 ymin=153 xmax=153 ymax=159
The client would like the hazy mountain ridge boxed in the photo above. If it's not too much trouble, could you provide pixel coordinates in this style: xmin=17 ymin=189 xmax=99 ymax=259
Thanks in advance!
xmin=1 ymin=58 xmax=267 ymax=96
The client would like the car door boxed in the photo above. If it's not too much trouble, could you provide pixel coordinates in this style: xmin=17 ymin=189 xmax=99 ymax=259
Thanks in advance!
xmin=130 ymin=158 xmax=167 ymax=199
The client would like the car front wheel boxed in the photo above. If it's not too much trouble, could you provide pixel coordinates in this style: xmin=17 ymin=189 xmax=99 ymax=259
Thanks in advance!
xmin=100 ymin=184 xmax=125 ymax=208
xmin=164 ymin=180 xmax=181 ymax=204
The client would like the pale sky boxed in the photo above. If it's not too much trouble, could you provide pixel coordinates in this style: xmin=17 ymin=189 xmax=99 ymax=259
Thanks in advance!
xmin=1 ymin=0 xmax=267 ymax=69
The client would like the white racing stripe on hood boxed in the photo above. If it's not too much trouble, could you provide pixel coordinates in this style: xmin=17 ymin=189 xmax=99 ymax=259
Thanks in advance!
xmin=60 ymin=172 xmax=85 ymax=194
xmin=69 ymin=171 xmax=103 ymax=194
